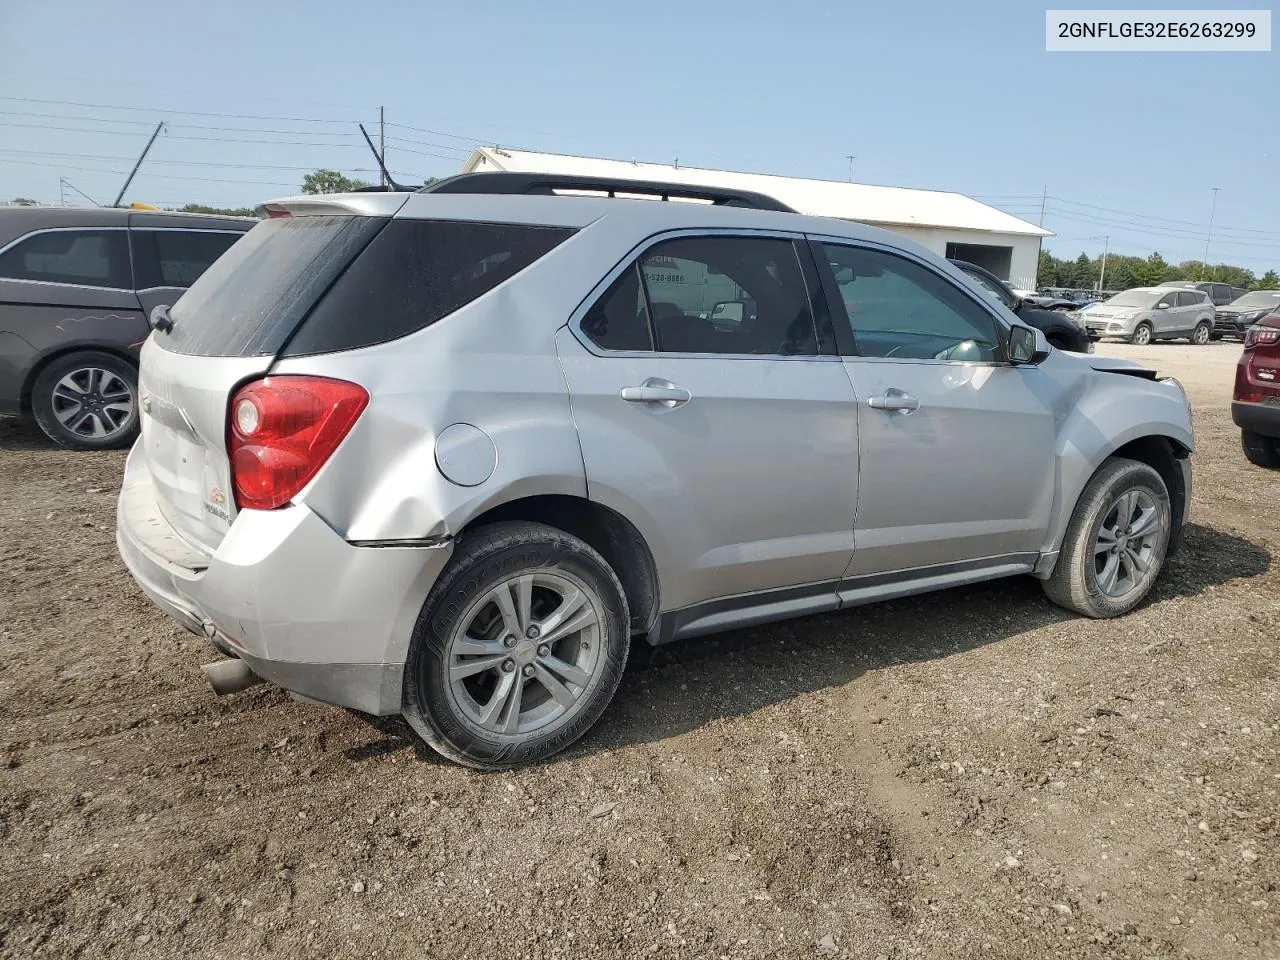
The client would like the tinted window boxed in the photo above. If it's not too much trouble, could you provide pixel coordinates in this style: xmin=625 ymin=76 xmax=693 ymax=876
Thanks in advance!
xmin=285 ymin=219 xmax=575 ymax=357
xmin=637 ymin=236 xmax=817 ymax=356
xmin=165 ymin=216 xmax=385 ymax=357
xmin=822 ymin=244 xmax=1001 ymax=361
xmin=957 ymin=265 xmax=1015 ymax=310
xmin=582 ymin=265 xmax=653 ymax=351
xmin=132 ymin=230 xmax=243 ymax=289
xmin=0 ymin=229 xmax=131 ymax=289
xmin=1173 ymin=291 xmax=1193 ymax=307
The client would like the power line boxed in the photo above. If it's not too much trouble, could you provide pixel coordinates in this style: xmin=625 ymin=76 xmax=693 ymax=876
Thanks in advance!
xmin=0 ymin=120 xmax=365 ymax=148
xmin=0 ymin=147 xmax=377 ymax=172
xmin=0 ymin=94 xmax=363 ymax=124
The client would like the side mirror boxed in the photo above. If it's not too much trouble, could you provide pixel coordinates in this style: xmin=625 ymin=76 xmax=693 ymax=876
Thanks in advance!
xmin=1009 ymin=324 xmax=1050 ymax=364
xmin=1156 ymin=302 xmax=1170 ymax=309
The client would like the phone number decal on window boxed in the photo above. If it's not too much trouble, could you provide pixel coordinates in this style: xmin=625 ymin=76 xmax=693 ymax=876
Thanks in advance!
xmin=1046 ymin=9 xmax=1271 ymax=50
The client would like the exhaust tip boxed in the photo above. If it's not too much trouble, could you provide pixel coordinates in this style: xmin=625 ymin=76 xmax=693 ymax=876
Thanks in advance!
xmin=200 ymin=658 xmax=265 ymax=696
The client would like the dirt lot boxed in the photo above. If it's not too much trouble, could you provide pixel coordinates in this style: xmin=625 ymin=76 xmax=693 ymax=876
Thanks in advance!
xmin=1 ymin=341 xmax=1277 ymax=959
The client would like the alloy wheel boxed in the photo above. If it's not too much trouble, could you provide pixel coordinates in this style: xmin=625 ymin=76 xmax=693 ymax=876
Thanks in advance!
xmin=51 ymin=367 xmax=136 ymax=441
xmin=1092 ymin=489 xmax=1164 ymax=598
xmin=446 ymin=570 xmax=605 ymax=736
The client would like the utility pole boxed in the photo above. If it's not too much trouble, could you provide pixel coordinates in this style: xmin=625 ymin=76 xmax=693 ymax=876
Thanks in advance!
xmin=845 ymin=155 xmax=857 ymax=182
xmin=112 ymin=121 xmax=164 ymax=208
xmin=1098 ymin=235 xmax=1109 ymax=291
xmin=379 ymin=106 xmax=387 ymax=188
xmin=1201 ymin=187 xmax=1220 ymax=280
xmin=1038 ymin=184 xmax=1047 ymax=227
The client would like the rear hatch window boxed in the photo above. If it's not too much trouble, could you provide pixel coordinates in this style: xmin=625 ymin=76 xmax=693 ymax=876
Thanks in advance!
xmin=163 ymin=216 xmax=384 ymax=357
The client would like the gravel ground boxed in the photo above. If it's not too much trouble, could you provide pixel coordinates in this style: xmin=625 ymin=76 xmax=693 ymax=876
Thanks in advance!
xmin=1 ymin=341 xmax=1276 ymax=959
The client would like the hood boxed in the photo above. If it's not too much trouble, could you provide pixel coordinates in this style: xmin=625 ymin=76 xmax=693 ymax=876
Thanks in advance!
xmin=1089 ymin=356 xmax=1158 ymax=380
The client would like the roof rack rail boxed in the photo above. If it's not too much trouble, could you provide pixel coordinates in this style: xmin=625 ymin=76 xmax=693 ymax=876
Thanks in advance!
xmin=418 ymin=171 xmax=796 ymax=213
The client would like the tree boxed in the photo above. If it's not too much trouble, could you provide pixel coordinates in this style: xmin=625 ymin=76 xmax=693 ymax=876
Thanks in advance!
xmin=9 ymin=197 xmax=37 ymax=206
xmin=1130 ymin=252 xmax=1170 ymax=287
xmin=1073 ymin=252 xmax=1097 ymax=290
xmin=1253 ymin=270 xmax=1280 ymax=290
xmin=301 ymin=169 xmax=371 ymax=195
xmin=1036 ymin=249 xmax=1058 ymax=287
xmin=180 ymin=203 xmax=254 ymax=217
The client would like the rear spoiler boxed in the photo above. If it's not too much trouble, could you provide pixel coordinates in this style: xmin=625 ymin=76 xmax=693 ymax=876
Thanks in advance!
xmin=253 ymin=193 xmax=410 ymax=219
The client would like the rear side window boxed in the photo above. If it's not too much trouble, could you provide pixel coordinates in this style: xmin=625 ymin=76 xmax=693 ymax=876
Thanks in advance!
xmin=0 ymin=229 xmax=131 ymax=289
xmin=132 ymin=229 xmax=243 ymax=289
xmin=164 ymin=216 xmax=384 ymax=357
xmin=283 ymin=219 xmax=575 ymax=357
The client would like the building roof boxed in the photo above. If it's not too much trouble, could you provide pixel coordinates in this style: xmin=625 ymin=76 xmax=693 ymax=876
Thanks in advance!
xmin=462 ymin=147 xmax=1051 ymax=238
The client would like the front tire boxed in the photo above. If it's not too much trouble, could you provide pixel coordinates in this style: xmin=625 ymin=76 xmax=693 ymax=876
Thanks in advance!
xmin=1241 ymin=430 xmax=1280 ymax=469
xmin=403 ymin=521 xmax=630 ymax=769
xmin=1191 ymin=322 xmax=1212 ymax=345
xmin=30 ymin=351 xmax=139 ymax=451
xmin=1043 ymin=458 xmax=1171 ymax=618
xmin=1130 ymin=323 xmax=1153 ymax=346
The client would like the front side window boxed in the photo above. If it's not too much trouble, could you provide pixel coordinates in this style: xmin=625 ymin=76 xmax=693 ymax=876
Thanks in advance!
xmin=958 ymin=265 xmax=1015 ymax=310
xmin=132 ymin=229 xmax=243 ymax=289
xmin=821 ymin=244 xmax=1002 ymax=361
xmin=0 ymin=229 xmax=131 ymax=289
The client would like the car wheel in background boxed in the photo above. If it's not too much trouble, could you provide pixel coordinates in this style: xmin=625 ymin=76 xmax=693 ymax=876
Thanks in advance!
xmin=1241 ymin=430 xmax=1280 ymax=469
xmin=1043 ymin=457 xmax=1171 ymax=619
xmin=1191 ymin=322 xmax=1212 ymax=345
xmin=403 ymin=520 xmax=630 ymax=769
xmin=30 ymin=351 xmax=140 ymax=451
xmin=1130 ymin=323 xmax=1153 ymax=346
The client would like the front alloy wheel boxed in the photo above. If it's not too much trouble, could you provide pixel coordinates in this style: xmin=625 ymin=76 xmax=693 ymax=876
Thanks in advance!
xmin=1043 ymin=457 xmax=1171 ymax=618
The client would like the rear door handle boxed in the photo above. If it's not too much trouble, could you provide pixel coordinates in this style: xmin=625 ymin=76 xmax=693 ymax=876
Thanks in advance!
xmin=867 ymin=389 xmax=919 ymax=413
xmin=620 ymin=379 xmax=691 ymax=408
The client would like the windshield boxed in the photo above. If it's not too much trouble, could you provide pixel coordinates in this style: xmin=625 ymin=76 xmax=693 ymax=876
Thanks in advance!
xmin=1103 ymin=290 xmax=1160 ymax=308
xmin=1228 ymin=290 xmax=1280 ymax=311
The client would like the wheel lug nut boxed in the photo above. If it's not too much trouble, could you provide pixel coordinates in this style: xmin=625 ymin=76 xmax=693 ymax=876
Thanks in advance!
xmin=526 ymin=626 xmax=540 ymax=639
xmin=522 ymin=665 xmax=535 ymax=678
xmin=501 ymin=659 xmax=515 ymax=673
xmin=503 ymin=636 xmax=516 ymax=648
xmin=537 ymin=645 xmax=549 ymax=657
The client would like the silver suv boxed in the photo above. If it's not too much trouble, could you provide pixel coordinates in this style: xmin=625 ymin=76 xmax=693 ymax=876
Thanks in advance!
xmin=1083 ymin=286 xmax=1215 ymax=345
xmin=116 ymin=173 xmax=1195 ymax=769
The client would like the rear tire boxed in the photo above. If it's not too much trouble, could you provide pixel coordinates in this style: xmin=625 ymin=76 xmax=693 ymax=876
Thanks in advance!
xmin=1241 ymin=430 xmax=1280 ymax=469
xmin=1043 ymin=458 xmax=1171 ymax=619
xmin=30 ymin=351 xmax=139 ymax=451
xmin=402 ymin=521 xmax=630 ymax=770
xmin=1191 ymin=322 xmax=1211 ymax=345
xmin=1130 ymin=323 xmax=1153 ymax=346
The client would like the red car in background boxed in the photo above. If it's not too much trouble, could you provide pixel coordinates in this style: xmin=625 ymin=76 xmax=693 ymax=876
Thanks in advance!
xmin=1233 ymin=309 xmax=1280 ymax=468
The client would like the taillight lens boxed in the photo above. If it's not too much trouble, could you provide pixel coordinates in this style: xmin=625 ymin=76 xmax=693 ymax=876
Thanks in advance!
xmin=1245 ymin=325 xmax=1280 ymax=348
xmin=261 ymin=204 xmax=293 ymax=219
xmin=228 ymin=376 xmax=368 ymax=510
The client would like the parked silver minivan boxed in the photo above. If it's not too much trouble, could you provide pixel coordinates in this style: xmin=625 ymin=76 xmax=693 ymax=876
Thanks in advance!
xmin=1082 ymin=286 xmax=1215 ymax=345
xmin=116 ymin=173 xmax=1195 ymax=769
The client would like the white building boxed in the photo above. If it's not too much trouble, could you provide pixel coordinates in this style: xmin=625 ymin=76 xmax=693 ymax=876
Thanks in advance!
xmin=461 ymin=148 xmax=1051 ymax=290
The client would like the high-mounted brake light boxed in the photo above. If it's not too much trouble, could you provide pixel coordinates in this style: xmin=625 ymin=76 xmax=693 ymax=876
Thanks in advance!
xmin=261 ymin=204 xmax=293 ymax=219
xmin=227 ymin=376 xmax=368 ymax=510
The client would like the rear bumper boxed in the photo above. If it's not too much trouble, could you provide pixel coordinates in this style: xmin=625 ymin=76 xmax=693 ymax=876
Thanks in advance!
xmin=115 ymin=442 xmax=453 ymax=715
xmin=1233 ymin=401 xmax=1280 ymax=439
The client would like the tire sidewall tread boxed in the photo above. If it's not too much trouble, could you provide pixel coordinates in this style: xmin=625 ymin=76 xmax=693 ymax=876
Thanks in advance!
xmin=1043 ymin=458 xmax=1171 ymax=618
xmin=403 ymin=520 xmax=630 ymax=770
xmin=30 ymin=350 xmax=139 ymax=451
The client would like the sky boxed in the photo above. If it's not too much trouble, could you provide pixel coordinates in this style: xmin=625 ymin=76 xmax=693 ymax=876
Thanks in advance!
xmin=1 ymin=0 xmax=1277 ymax=270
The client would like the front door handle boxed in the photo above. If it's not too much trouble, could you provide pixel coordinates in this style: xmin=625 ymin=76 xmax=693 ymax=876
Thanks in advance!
xmin=867 ymin=389 xmax=920 ymax=413
xmin=620 ymin=379 xmax=691 ymax=408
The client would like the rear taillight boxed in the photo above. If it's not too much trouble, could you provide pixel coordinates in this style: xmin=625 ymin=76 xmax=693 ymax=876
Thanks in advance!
xmin=228 ymin=376 xmax=368 ymax=510
xmin=1244 ymin=325 xmax=1280 ymax=348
